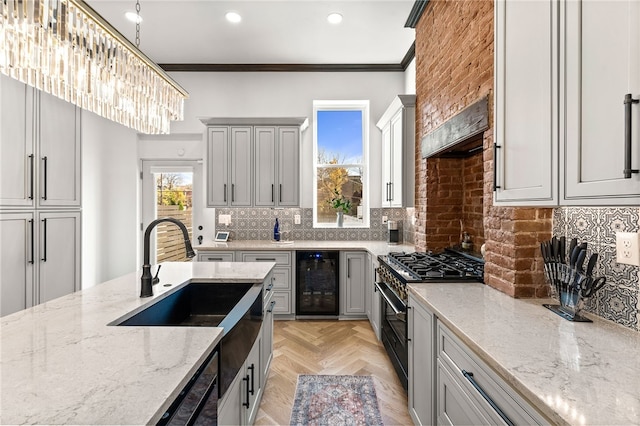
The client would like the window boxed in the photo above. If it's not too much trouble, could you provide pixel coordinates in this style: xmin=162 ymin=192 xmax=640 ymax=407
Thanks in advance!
xmin=313 ymin=100 xmax=369 ymax=228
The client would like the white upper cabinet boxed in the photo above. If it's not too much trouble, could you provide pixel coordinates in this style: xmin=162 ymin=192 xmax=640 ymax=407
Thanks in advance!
xmin=495 ymin=0 xmax=640 ymax=206
xmin=0 ymin=75 xmax=81 ymax=209
xmin=377 ymin=95 xmax=415 ymax=208
xmin=562 ymin=0 xmax=640 ymax=204
xmin=494 ymin=0 xmax=559 ymax=206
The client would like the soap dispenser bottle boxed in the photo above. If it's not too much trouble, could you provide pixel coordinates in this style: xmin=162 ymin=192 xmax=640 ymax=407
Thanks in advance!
xmin=274 ymin=218 xmax=280 ymax=241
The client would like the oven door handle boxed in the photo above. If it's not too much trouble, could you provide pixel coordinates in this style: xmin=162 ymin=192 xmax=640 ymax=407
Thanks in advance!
xmin=375 ymin=281 xmax=406 ymax=320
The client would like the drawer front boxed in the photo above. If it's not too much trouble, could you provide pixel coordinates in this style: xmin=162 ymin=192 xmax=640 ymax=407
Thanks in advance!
xmin=271 ymin=291 xmax=291 ymax=314
xmin=437 ymin=323 xmax=546 ymax=425
xmin=197 ymin=251 xmax=235 ymax=262
xmin=240 ymin=251 xmax=291 ymax=266
xmin=437 ymin=359 xmax=491 ymax=426
xmin=271 ymin=267 xmax=291 ymax=290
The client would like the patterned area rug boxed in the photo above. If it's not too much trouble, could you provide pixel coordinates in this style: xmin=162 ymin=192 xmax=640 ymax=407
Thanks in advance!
xmin=290 ymin=375 xmax=384 ymax=426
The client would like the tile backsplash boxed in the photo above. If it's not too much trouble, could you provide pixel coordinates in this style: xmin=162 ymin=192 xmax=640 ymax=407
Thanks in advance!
xmin=214 ymin=207 xmax=414 ymax=245
xmin=553 ymin=207 xmax=640 ymax=331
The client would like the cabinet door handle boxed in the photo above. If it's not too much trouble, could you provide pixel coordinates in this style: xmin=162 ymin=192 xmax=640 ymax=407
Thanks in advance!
xmin=232 ymin=184 xmax=235 ymax=202
xmin=255 ymin=258 xmax=276 ymax=262
xmin=248 ymin=364 xmax=255 ymax=395
xmin=41 ymin=156 xmax=48 ymax=200
xmin=242 ymin=375 xmax=250 ymax=408
xmin=267 ymin=300 xmax=276 ymax=313
xmin=279 ymin=184 xmax=282 ymax=203
xmin=206 ymin=257 xmax=223 ymax=261
xmin=223 ymin=183 xmax=227 ymax=202
xmin=623 ymin=93 xmax=639 ymax=178
xmin=41 ymin=218 xmax=47 ymax=262
xmin=29 ymin=219 xmax=34 ymax=264
xmin=462 ymin=370 xmax=514 ymax=426
xmin=493 ymin=143 xmax=501 ymax=190
xmin=271 ymin=184 xmax=274 ymax=202
xmin=28 ymin=154 xmax=34 ymax=200
xmin=389 ymin=182 xmax=394 ymax=201
xmin=266 ymin=282 xmax=274 ymax=292
xmin=347 ymin=258 xmax=351 ymax=278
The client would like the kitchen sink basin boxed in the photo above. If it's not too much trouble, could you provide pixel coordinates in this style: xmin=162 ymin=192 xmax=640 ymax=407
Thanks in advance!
xmin=109 ymin=282 xmax=259 ymax=327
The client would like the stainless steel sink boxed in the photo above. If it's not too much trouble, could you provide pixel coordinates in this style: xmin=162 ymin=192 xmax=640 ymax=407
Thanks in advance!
xmin=109 ymin=282 xmax=259 ymax=327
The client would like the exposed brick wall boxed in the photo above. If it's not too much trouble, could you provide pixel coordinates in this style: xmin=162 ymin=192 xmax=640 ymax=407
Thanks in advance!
xmin=414 ymin=0 xmax=552 ymax=297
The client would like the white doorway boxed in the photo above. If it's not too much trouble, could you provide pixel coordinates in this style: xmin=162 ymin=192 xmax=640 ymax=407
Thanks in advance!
xmin=141 ymin=160 xmax=202 ymax=264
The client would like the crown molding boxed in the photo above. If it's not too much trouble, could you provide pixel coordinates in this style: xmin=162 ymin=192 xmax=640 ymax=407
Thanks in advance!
xmin=159 ymin=63 xmax=408 ymax=72
xmin=405 ymin=0 xmax=429 ymax=28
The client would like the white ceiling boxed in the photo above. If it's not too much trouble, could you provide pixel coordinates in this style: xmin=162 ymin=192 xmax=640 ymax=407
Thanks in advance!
xmin=87 ymin=0 xmax=416 ymax=65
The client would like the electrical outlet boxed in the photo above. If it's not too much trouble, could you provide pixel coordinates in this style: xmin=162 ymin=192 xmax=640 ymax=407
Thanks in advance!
xmin=616 ymin=232 xmax=640 ymax=266
xmin=218 ymin=214 xmax=231 ymax=226
xmin=294 ymin=214 xmax=301 ymax=225
xmin=382 ymin=215 xmax=388 ymax=225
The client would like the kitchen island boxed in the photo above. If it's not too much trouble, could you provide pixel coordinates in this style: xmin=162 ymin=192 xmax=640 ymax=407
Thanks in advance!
xmin=0 ymin=261 xmax=275 ymax=425
xmin=409 ymin=282 xmax=640 ymax=425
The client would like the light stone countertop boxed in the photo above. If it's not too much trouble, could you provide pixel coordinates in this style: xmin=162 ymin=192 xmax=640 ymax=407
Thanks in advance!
xmin=0 ymin=261 xmax=275 ymax=425
xmin=409 ymin=282 xmax=640 ymax=426
xmin=196 ymin=239 xmax=416 ymax=257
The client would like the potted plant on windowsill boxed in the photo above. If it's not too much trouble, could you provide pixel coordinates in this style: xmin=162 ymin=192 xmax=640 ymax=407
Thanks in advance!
xmin=329 ymin=189 xmax=352 ymax=228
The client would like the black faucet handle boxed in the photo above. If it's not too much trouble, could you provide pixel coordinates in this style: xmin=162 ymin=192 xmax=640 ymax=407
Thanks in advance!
xmin=198 ymin=235 xmax=203 ymax=245
xmin=152 ymin=264 xmax=162 ymax=284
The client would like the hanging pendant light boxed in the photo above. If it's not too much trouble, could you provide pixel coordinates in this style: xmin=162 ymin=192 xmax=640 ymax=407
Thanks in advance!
xmin=0 ymin=0 xmax=188 ymax=134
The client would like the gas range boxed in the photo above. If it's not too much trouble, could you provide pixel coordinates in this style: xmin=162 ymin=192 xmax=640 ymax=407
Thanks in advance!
xmin=377 ymin=248 xmax=484 ymax=302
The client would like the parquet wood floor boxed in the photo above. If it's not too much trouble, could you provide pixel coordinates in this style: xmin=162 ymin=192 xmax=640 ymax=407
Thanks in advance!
xmin=255 ymin=320 xmax=413 ymax=426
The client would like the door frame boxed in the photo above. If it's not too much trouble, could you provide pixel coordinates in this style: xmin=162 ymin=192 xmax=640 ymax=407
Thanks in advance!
xmin=140 ymin=159 xmax=203 ymax=265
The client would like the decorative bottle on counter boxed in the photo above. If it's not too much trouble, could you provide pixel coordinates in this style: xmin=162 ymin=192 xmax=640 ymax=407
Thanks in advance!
xmin=274 ymin=218 xmax=280 ymax=241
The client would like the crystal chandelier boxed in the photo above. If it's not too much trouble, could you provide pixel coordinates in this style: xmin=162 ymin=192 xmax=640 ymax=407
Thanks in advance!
xmin=0 ymin=0 xmax=188 ymax=134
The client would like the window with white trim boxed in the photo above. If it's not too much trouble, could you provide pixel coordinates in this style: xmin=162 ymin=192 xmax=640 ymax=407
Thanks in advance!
xmin=313 ymin=100 xmax=369 ymax=228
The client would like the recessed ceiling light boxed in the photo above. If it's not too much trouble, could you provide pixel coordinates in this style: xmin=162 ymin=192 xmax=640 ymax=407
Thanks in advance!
xmin=124 ymin=11 xmax=142 ymax=24
xmin=225 ymin=11 xmax=242 ymax=23
xmin=327 ymin=12 xmax=343 ymax=24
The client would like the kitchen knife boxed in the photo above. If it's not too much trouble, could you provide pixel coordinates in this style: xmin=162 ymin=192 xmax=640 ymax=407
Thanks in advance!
xmin=575 ymin=249 xmax=587 ymax=272
xmin=551 ymin=236 xmax=559 ymax=262
xmin=585 ymin=253 xmax=598 ymax=277
xmin=568 ymin=238 xmax=578 ymax=260
xmin=558 ymin=236 xmax=566 ymax=264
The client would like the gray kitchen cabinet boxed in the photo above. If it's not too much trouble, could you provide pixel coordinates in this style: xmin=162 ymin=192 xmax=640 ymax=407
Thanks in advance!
xmin=240 ymin=251 xmax=293 ymax=316
xmin=562 ymin=0 xmax=640 ymax=204
xmin=493 ymin=0 xmax=559 ymax=206
xmin=376 ymin=95 xmax=415 ymax=208
xmin=0 ymin=212 xmax=35 ymax=316
xmin=0 ymin=210 xmax=80 ymax=317
xmin=437 ymin=359 xmax=491 ymax=426
xmin=0 ymin=75 xmax=81 ymax=209
xmin=0 ymin=76 xmax=34 ymax=208
xmin=218 ymin=334 xmax=262 ymax=426
xmin=206 ymin=127 xmax=229 ymax=206
xmin=494 ymin=0 xmax=640 ymax=206
xmin=254 ymin=126 xmax=300 ymax=207
xmin=206 ymin=126 xmax=252 ymax=207
xmin=37 ymin=211 xmax=81 ymax=304
xmin=366 ymin=253 xmax=381 ymax=340
xmin=340 ymin=251 xmax=366 ymax=317
xmin=38 ymin=90 xmax=82 ymax=208
xmin=408 ymin=293 xmax=435 ymax=426
xmin=262 ymin=274 xmax=276 ymax=382
xmin=437 ymin=322 xmax=546 ymax=425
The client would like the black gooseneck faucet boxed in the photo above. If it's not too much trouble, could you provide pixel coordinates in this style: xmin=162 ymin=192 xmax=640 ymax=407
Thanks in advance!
xmin=141 ymin=217 xmax=196 ymax=298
